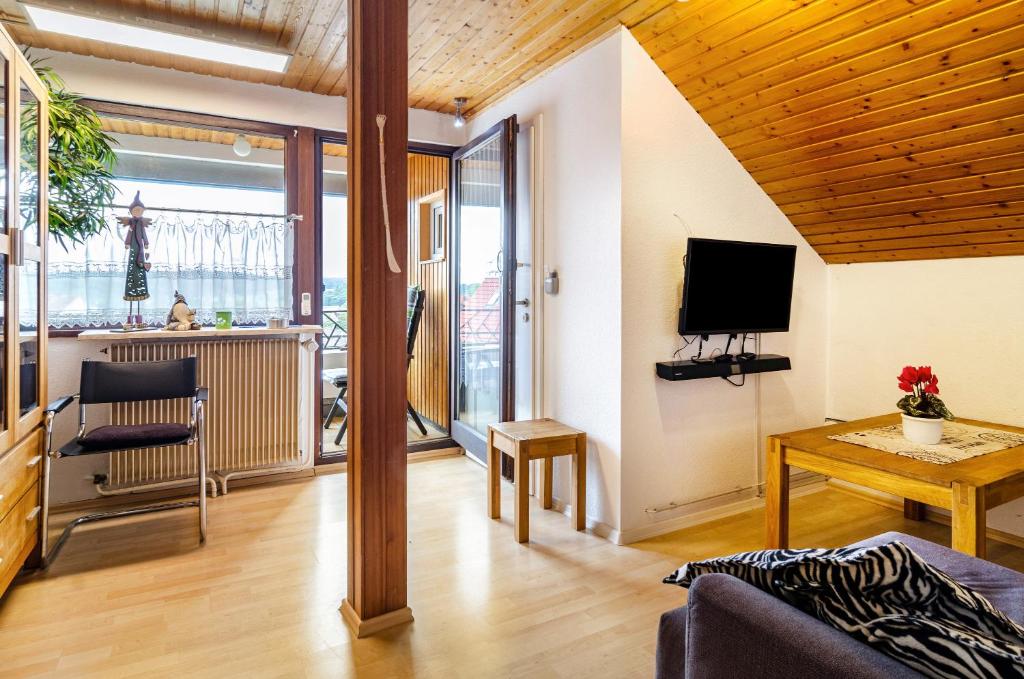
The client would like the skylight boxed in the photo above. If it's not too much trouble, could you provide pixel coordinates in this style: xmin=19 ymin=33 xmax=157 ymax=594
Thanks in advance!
xmin=23 ymin=4 xmax=291 ymax=73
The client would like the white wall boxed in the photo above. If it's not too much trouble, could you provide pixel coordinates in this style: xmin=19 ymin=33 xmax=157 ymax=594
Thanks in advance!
xmin=828 ymin=257 xmax=1024 ymax=536
xmin=466 ymin=30 xmax=830 ymax=540
xmin=467 ymin=34 xmax=625 ymax=533
xmin=32 ymin=49 xmax=463 ymax=145
xmin=617 ymin=32 xmax=828 ymax=540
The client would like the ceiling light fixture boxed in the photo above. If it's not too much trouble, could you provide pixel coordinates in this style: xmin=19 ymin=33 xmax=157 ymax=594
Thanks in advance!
xmin=22 ymin=4 xmax=291 ymax=73
xmin=232 ymin=134 xmax=252 ymax=157
xmin=453 ymin=98 xmax=467 ymax=128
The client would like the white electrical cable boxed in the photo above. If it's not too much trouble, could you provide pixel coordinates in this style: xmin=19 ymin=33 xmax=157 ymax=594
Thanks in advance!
xmin=376 ymin=114 xmax=402 ymax=274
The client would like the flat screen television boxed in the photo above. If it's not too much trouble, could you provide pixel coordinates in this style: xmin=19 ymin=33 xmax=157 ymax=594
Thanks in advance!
xmin=678 ymin=238 xmax=797 ymax=336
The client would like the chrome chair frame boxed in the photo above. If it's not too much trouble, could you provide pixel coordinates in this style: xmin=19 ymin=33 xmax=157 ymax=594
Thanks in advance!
xmin=41 ymin=385 xmax=208 ymax=568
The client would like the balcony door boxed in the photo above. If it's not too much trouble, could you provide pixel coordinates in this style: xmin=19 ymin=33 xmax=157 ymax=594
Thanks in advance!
xmin=451 ymin=116 xmax=516 ymax=463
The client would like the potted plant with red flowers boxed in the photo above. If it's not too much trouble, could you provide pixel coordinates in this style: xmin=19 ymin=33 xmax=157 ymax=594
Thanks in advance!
xmin=897 ymin=366 xmax=954 ymax=444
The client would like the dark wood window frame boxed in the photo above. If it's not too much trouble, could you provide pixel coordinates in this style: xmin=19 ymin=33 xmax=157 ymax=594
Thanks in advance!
xmin=311 ymin=131 xmax=459 ymax=464
xmin=45 ymin=98 xmax=461 ymax=460
xmin=49 ymin=99 xmax=299 ymax=337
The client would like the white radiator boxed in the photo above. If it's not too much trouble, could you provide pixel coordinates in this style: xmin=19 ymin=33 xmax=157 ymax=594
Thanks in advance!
xmin=108 ymin=338 xmax=302 ymax=489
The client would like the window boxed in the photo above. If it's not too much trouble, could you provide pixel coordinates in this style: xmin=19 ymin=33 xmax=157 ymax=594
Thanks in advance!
xmin=417 ymin=189 xmax=446 ymax=263
xmin=48 ymin=113 xmax=293 ymax=329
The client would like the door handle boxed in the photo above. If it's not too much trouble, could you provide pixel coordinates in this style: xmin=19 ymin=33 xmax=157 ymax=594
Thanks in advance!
xmin=26 ymin=506 xmax=41 ymax=521
xmin=26 ymin=455 xmax=41 ymax=468
xmin=10 ymin=227 xmax=24 ymax=266
xmin=515 ymin=299 xmax=530 ymax=308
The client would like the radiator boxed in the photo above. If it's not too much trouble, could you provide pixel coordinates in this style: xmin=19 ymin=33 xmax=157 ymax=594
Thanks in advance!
xmin=108 ymin=338 xmax=301 ymax=489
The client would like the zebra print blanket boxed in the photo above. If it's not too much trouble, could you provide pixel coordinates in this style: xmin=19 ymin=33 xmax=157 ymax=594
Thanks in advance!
xmin=664 ymin=542 xmax=1024 ymax=679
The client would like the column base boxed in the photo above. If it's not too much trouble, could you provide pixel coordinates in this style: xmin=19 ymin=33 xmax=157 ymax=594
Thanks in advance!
xmin=340 ymin=599 xmax=414 ymax=638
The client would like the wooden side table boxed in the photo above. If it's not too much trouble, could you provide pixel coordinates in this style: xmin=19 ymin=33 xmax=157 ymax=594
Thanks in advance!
xmin=487 ymin=419 xmax=587 ymax=543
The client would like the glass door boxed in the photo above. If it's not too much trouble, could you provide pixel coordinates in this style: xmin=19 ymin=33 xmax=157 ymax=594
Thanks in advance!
xmin=318 ymin=136 xmax=348 ymax=461
xmin=0 ymin=44 xmax=11 ymax=450
xmin=451 ymin=116 xmax=516 ymax=463
xmin=13 ymin=68 xmax=46 ymax=439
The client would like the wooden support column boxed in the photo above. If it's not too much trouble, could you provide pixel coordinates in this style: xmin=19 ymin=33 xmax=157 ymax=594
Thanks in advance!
xmin=341 ymin=0 xmax=412 ymax=638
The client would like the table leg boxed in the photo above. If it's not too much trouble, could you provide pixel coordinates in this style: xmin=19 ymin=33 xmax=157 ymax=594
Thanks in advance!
xmin=572 ymin=434 xmax=587 ymax=532
xmin=514 ymin=445 xmax=530 ymax=543
xmin=952 ymin=482 xmax=986 ymax=558
xmin=765 ymin=437 xmax=789 ymax=549
xmin=539 ymin=457 xmax=553 ymax=509
xmin=487 ymin=429 xmax=500 ymax=520
xmin=903 ymin=499 xmax=926 ymax=521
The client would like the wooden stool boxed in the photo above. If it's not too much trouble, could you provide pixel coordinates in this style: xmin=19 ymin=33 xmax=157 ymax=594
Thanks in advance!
xmin=487 ymin=418 xmax=587 ymax=543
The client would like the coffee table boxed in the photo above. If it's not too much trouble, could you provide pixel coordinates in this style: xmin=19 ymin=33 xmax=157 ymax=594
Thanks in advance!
xmin=766 ymin=414 xmax=1024 ymax=557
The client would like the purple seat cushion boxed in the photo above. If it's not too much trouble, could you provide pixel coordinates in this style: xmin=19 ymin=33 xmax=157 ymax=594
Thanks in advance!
xmin=78 ymin=423 xmax=191 ymax=451
xmin=850 ymin=531 xmax=1024 ymax=626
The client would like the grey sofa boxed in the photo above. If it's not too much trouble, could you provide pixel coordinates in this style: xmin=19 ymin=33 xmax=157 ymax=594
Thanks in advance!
xmin=655 ymin=531 xmax=1024 ymax=679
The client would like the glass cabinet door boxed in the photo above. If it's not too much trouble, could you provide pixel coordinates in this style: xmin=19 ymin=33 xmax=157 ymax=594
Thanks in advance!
xmin=14 ymin=71 xmax=46 ymax=436
xmin=0 ymin=47 xmax=10 ymax=445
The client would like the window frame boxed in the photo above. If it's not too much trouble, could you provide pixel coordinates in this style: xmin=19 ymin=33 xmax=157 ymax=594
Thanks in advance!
xmin=48 ymin=100 xmax=299 ymax=336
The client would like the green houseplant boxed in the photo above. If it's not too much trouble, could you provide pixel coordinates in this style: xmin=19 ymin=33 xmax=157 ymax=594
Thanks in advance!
xmin=33 ymin=61 xmax=118 ymax=249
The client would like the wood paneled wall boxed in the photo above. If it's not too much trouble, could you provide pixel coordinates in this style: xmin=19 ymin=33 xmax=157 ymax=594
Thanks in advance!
xmin=633 ymin=0 xmax=1024 ymax=263
xmin=407 ymin=153 xmax=449 ymax=430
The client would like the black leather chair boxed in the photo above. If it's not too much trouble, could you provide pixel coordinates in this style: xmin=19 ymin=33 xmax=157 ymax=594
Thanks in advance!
xmin=323 ymin=286 xmax=429 ymax=445
xmin=42 ymin=357 xmax=209 ymax=566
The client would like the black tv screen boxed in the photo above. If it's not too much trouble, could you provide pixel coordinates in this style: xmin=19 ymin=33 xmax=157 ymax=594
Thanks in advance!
xmin=678 ymin=238 xmax=797 ymax=335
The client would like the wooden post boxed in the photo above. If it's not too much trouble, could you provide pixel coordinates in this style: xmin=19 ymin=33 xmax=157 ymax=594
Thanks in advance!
xmin=341 ymin=0 xmax=412 ymax=638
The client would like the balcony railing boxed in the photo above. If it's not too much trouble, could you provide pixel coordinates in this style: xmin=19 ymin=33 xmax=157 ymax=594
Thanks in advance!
xmin=460 ymin=305 xmax=500 ymax=346
xmin=323 ymin=306 xmax=348 ymax=350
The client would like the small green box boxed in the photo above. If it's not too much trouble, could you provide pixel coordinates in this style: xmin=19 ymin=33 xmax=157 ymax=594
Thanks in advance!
xmin=215 ymin=311 xmax=233 ymax=330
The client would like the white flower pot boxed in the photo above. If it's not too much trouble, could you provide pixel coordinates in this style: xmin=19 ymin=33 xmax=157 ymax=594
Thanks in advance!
xmin=901 ymin=414 xmax=944 ymax=445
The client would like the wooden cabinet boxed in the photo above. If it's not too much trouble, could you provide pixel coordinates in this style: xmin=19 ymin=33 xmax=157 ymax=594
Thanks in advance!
xmin=0 ymin=24 xmax=48 ymax=597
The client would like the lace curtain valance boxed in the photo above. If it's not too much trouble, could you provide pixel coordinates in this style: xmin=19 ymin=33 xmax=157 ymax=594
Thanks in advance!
xmin=49 ymin=211 xmax=294 ymax=328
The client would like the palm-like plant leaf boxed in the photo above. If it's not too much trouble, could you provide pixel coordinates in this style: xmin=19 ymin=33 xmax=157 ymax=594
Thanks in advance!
xmin=33 ymin=60 xmax=118 ymax=249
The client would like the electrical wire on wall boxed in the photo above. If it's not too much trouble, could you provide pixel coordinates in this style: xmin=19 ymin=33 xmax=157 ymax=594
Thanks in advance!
xmin=754 ymin=332 xmax=765 ymax=496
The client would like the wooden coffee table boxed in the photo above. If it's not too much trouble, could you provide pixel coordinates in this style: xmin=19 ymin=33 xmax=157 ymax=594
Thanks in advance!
xmin=766 ymin=414 xmax=1024 ymax=557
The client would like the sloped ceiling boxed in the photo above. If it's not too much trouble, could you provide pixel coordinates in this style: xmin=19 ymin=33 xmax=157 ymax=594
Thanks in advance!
xmin=5 ymin=0 xmax=1021 ymax=263
xmin=632 ymin=0 xmax=1024 ymax=263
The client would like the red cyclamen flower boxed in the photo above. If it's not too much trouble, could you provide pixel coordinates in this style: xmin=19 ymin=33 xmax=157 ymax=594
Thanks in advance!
xmin=899 ymin=366 xmax=919 ymax=384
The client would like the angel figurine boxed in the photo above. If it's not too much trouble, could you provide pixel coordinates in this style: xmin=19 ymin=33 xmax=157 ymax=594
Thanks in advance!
xmin=119 ymin=191 xmax=152 ymax=329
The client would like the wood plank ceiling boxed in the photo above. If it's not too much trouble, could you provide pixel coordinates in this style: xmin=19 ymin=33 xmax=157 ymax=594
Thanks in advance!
xmin=632 ymin=0 xmax=1024 ymax=263
xmin=2 ymin=0 xmax=1021 ymax=263
xmin=0 ymin=0 xmax=677 ymax=114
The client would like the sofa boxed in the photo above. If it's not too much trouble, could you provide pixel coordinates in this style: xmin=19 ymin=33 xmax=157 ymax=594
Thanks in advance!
xmin=655 ymin=531 xmax=1024 ymax=679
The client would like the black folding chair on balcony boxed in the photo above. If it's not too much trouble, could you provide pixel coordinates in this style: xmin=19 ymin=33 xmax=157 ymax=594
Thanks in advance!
xmin=323 ymin=286 xmax=429 ymax=444
xmin=41 ymin=357 xmax=209 ymax=566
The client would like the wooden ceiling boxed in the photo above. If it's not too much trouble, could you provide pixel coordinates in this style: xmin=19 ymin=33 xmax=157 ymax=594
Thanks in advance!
xmin=99 ymin=116 xmax=348 ymax=156
xmin=633 ymin=0 xmax=1024 ymax=263
xmin=0 ymin=0 xmax=676 ymax=115
xmin=4 ymin=0 xmax=1021 ymax=263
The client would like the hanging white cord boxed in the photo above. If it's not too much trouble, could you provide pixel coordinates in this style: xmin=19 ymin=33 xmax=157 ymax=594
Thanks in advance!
xmin=376 ymin=114 xmax=402 ymax=274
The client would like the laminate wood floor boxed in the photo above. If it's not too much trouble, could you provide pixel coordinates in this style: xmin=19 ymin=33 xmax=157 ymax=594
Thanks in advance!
xmin=1 ymin=456 xmax=1021 ymax=678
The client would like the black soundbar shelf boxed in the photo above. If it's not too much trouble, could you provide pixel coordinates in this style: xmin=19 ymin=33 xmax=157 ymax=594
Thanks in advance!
xmin=656 ymin=354 xmax=791 ymax=381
